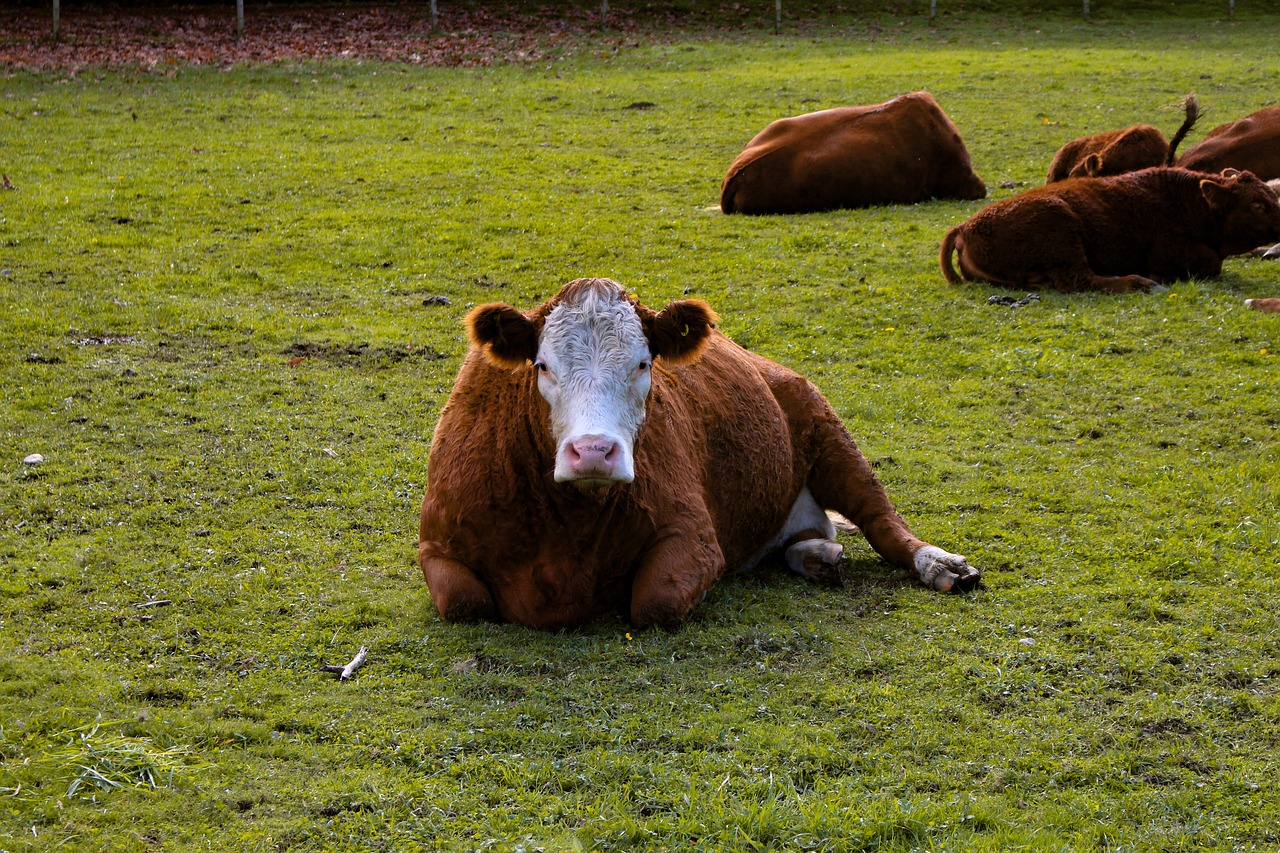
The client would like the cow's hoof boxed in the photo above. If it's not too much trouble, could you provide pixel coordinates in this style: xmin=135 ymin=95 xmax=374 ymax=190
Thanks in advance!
xmin=949 ymin=567 xmax=983 ymax=593
xmin=786 ymin=539 xmax=845 ymax=585
xmin=914 ymin=545 xmax=982 ymax=594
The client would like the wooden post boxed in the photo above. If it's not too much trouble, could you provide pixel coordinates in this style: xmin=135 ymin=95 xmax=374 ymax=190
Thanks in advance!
xmin=1083 ymin=0 xmax=1090 ymax=17
xmin=52 ymin=0 xmax=60 ymax=40
xmin=431 ymin=0 xmax=438 ymax=31
xmin=930 ymin=0 xmax=936 ymax=21
xmin=1229 ymin=0 xmax=1235 ymax=17
xmin=602 ymin=0 xmax=609 ymax=30
xmin=237 ymin=0 xmax=244 ymax=37
xmin=775 ymin=0 xmax=781 ymax=34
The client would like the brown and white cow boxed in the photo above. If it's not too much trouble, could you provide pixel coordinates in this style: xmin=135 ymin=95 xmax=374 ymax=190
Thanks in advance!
xmin=418 ymin=278 xmax=980 ymax=631
xmin=719 ymin=91 xmax=986 ymax=215
xmin=1045 ymin=94 xmax=1199 ymax=183
xmin=939 ymin=167 xmax=1280 ymax=293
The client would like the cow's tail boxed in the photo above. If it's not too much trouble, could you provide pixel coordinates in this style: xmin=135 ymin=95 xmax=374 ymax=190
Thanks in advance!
xmin=1165 ymin=93 xmax=1201 ymax=166
xmin=939 ymin=226 xmax=964 ymax=284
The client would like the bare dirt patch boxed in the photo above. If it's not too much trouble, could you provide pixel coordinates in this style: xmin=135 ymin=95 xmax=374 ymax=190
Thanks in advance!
xmin=0 ymin=1 xmax=702 ymax=71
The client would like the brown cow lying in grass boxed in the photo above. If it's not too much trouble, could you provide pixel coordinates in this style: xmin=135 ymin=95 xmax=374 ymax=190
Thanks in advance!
xmin=940 ymin=167 xmax=1280 ymax=293
xmin=1045 ymin=94 xmax=1199 ymax=183
xmin=419 ymin=278 xmax=980 ymax=630
xmin=720 ymin=91 xmax=986 ymax=214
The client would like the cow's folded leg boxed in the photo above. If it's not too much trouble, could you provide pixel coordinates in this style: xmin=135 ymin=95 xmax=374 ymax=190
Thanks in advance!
xmin=630 ymin=534 xmax=724 ymax=631
xmin=1047 ymin=266 xmax=1158 ymax=294
xmin=420 ymin=549 xmax=498 ymax=623
xmin=913 ymin=545 xmax=982 ymax=593
xmin=806 ymin=420 xmax=981 ymax=594
xmin=784 ymin=538 xmax=845 ymax=584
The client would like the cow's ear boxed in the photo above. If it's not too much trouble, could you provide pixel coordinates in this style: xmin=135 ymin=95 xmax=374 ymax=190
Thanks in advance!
xmin=1199 ymin=177 xmax=1235 ymax=212
xmin=467 ymin=303 xmax=539 ymax=369
xmin=644 ymin=299 xmax=719 ymax=365
xmin=1082 ymin=153 xmax=1103 ymax=177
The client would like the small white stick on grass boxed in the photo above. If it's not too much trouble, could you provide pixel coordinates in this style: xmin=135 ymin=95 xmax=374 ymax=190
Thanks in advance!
xmin=321 ymin=646 xmax=368 ymax=681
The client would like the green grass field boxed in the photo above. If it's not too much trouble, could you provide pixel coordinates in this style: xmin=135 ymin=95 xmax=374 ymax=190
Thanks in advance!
xmin=2 ymin=4 xmax=1279 ymax=850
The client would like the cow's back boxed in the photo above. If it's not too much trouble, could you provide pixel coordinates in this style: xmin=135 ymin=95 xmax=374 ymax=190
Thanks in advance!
xmin=1032 ymin=168 xmax=1216 ymax=273
xmin=720 ymin=92 xmax=985 ymax=214
xmin=1179 ymin=106 xmax=1280 ymax=179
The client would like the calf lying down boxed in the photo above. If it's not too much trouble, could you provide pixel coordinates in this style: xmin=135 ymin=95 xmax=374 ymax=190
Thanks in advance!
xmin=1045 ymin=93 xmax=1199 ymax=182
xmin=940 ymin=167 xmax=1280 ymax=293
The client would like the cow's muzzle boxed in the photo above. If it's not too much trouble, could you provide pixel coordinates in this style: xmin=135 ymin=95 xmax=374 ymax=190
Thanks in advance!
xmin=555 ymin=433 xmax=633 ymax=484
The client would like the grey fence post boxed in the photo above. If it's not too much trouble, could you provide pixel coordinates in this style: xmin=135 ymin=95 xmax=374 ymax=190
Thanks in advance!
xmin=52 ymin=0 xmax=60 ymax=39
xmin=431 ymin=0 xmax=438 ymax=31
xmin=1083 ymin=0 xmax=1090 ymax=17
xmin=602 ymin=0 xmax=609 ymax=30
xmin=775 ymin=0 xmax=781 ymax=33
xmin=237 ymin=0 xmax=244 ymax=37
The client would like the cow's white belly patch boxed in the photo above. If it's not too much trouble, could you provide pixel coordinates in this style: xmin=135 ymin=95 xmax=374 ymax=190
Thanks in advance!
xmin=739 ymin=487 xmax=836 ymax=572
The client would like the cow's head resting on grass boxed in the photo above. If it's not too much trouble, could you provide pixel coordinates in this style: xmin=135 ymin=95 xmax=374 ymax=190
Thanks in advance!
xmin=1203 ymin=168 xmax=1280 ymax=257
xmin=467 ymin=277 xmax=718 ymax=486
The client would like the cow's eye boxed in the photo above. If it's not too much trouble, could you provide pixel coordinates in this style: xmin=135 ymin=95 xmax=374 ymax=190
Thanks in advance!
xmin=534 ymin=361 xmax=548 ymax=373
xmin=638 ymin=361 xmax=651 ymax=371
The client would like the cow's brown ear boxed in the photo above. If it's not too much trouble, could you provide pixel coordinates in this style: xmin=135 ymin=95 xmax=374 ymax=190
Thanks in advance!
xmin=644 ymin=299 xmax=718 ymax=365
xmin=1082 ymin=153 xmax=1103 ymax=177
xmin=467 ymin=303 xmax=539 ymax=369
xmin=1199 ymin=177 xmax=1235 ymax=212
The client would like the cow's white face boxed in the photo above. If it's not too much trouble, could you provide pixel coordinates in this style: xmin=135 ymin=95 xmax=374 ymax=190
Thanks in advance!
xmin=535 ymin=285 xmax=652 ymax=485
xmin=465 ymin=277 xmax=718 ymax=490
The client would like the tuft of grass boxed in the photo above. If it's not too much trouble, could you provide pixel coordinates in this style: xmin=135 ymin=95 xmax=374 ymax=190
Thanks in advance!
xmin=36 ymin=720 xmax=211 ymax=797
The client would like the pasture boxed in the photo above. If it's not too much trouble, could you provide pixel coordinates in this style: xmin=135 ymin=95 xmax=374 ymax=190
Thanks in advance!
xmin=2 ymin=3 xmax=1279 ymax=850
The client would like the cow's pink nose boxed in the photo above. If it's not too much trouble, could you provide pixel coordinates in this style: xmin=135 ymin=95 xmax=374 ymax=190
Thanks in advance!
xmin=566 ymin=435 xmax=620 ymax=478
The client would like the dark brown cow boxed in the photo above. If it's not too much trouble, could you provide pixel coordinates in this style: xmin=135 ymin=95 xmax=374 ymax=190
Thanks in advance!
xmin=1045 ymin=94 xmax=1199 ymax=183
xmin=719 ymin=91 xmax=986 ymax=215
xmin=940 ymin=167 xmax=1280 ymax=293
xmin=1179 ymin=105 xmax=1280 ymax=179
xmin=1181 ymin=107 xmax=1280 ymax=260
xmin=419 ymin=278 xmax=980 ymax=631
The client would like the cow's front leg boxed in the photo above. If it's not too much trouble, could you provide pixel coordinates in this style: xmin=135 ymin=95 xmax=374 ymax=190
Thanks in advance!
xmin=420 ymin=545 xmax=498 ymax=623
xmin=630 ymin=531 xmax=725 ymax=631
xmin=913 ymin=545 xmax=982 ymax=593
xmin=806 ymin=418 xmax=982 ymax=594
